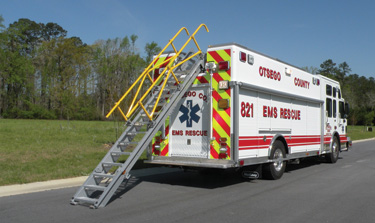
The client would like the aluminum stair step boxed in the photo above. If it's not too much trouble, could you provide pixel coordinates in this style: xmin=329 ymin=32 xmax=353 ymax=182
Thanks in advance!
xmin=133 ymin=123 xmax=143 ymax=131
xmin=73 ymin=197 xmax=98 ymax=205
xmin=126 ymin=132 xmax=138 ymax=136
xmin=84 ymin=185 xmax=106 ymax=191
xmin=93 ymin=173 xmax=114 ymax=178
xmin=102 ymin=162 xmax=123 ymax=167
xmin=119 ymin=142 xmax=137 ymax=146
xmin=111 ymin=152 xmax=132 ymax=156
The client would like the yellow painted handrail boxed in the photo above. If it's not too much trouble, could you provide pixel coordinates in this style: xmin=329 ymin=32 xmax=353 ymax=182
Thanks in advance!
xmin=106 ymin=24 xmax=209 ymax=121
xmin=105 ymin=27 xmax=190 ymax=119
xmin=137 ymin=24 xmax=209 ymax=121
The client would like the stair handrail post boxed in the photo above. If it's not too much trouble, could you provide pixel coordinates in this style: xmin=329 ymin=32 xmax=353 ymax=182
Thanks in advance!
xmin=171 ymin=24 xmax=209 ymax=63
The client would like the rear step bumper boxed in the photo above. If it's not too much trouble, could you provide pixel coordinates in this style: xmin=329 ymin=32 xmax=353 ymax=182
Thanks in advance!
xmin=145 ymin=156 xmax=235 ymax=169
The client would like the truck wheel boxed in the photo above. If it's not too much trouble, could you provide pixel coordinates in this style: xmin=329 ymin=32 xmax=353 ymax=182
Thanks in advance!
xmin=263 ymin=140 xmax=286 ymax=180
xmin=325 ymin=136 xmax=339 ymax=163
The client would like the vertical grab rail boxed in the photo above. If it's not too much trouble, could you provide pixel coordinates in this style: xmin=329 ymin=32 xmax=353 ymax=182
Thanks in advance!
xmin=106 ymin=24 xmax=209 ymax=121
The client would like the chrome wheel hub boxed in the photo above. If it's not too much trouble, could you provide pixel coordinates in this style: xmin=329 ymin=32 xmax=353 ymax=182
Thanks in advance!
xmin=273 ymin=149 xmax=284 ymax=172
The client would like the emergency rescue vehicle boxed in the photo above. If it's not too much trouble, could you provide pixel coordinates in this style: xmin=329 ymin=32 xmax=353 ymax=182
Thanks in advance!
xmin=147 ymin=43 xmax=351 ymax=180
xmin=71 ymin=24 xmax=351 ymax=208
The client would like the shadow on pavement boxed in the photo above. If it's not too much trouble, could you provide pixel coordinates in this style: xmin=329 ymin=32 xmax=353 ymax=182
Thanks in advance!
xmin=108 ymin=156 xmax=336 ymax=205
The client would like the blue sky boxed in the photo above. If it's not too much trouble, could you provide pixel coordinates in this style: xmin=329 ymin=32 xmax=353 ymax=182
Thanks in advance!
xmin=2 ymin=0 xmax=375 ymax=78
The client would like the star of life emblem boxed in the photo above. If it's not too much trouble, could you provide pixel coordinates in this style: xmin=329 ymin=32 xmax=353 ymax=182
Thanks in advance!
xmin=179 ymin=100 xmax=200 ymax=127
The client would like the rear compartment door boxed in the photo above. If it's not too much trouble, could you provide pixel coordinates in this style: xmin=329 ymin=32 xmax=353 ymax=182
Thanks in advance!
xmin=169 ymin=86 xmax=210 ymax=158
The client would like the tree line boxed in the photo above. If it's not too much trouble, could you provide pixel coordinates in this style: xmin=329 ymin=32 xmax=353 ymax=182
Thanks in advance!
xmin=0 ymin=17 xmax=160 ymax=120
xmin=1 ymin=17 xmax=374 ymax=125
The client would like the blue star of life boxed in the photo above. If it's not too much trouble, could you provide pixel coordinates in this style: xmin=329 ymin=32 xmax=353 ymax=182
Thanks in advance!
xmin=179 ymin=100 xmax=200 ymax=127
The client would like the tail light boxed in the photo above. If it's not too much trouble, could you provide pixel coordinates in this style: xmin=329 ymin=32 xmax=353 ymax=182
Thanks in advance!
xmin=219 ymin=137 xmax=228 ymax=159
xmin=153 ymin=136 xmax=161 ymax=155
xmin=239 ymin=160 xmax=245 ymax=166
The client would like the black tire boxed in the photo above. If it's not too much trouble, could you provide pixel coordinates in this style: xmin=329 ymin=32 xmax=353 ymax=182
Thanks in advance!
xmin=325 ymin=136 xmax=339 ymax=163
xmin=263 ymin=140 xmax=286 ymax=180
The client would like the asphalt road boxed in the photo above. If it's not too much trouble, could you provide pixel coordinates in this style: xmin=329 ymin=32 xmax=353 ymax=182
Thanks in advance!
xmin=1 ymin=140 xmax=374 ymax=223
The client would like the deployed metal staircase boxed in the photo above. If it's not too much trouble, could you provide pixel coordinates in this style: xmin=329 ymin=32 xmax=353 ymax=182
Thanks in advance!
xmin=70 ymin=24 xmax=209 ymax=208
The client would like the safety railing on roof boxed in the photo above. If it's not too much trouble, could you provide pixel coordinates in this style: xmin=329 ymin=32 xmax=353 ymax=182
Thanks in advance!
xmin=105 ymin=24 xmax=209 ymax=121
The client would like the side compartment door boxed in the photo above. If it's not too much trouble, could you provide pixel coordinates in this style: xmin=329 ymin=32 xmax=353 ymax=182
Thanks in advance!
xmin=238 ymin=89 xmax=259 ymax=158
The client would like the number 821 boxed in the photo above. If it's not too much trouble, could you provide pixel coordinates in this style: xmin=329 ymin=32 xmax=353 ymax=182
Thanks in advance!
xmin=240 ymin=102 xmax=253 ymax=118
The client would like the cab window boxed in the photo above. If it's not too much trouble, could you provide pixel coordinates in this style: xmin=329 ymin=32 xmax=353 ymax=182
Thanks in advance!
xmin=326 ymin=98 xmax=332 ymax=117
xmin=326 ymin=85 xmax=332 ymax=96
xmin=333 ymin=99 xmax=337 ymax=117
xmin=333 ymin=88 xmax=337 ymax=98
xmin=339 ymin=101 xmax=345 ymax=118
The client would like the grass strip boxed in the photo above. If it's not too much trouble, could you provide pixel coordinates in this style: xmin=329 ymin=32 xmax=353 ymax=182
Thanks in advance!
xmin=0 ymin=119 xmax=150 ymax=186
xmin=0 ymin=119 xmax=374 ymax=186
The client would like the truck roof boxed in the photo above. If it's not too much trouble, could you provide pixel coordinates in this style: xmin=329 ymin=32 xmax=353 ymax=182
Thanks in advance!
xmin=208 ymin=43 xmax=317 ymax=76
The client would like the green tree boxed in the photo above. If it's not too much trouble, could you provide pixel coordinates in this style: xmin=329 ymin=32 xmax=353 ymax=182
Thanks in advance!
xmin=337 ymin=61 xmax=351 ymax=86
xmin=0 ymin=18 xmax=68 ymax=118
xmin=34 ymin=22 xmax=67 ymax=115
xmin=92 ymin=36 xmax=145 ymax=118
xmin=0 ymin=19 xmax=35 ymax=117
xmin=130 ymin=34 xmax=138 ymax=53
xmin=41 ymin=22 xmax=67 ymax=41
xmin=319 ymin=59 xmax=339 ymax=79
xmin=0 ymin=15 xmax=4 ymax=29
xmin=0 ymin=17 xmax=166 ymax=120
xmin=145 ymin=41 xmax=161 ymax=63
xmin=0 ymin=15 xmax=6 ymax=115
xmin=37 ymin=36 xmax=92 ymax=119
xmin=364 ymin=111 xmax=375 ymax=127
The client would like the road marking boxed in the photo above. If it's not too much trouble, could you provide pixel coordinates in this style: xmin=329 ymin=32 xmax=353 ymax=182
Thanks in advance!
xmin=356 ymin=159 xmax=367 ymax=163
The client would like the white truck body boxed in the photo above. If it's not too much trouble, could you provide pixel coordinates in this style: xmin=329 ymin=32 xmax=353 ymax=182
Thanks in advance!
xmin=147 ymin=43 xmax=351 ymax=172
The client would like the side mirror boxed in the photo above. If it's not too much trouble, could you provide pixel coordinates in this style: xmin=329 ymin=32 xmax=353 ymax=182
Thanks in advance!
xmin=345 ymin=102 xmax=350 ymax=116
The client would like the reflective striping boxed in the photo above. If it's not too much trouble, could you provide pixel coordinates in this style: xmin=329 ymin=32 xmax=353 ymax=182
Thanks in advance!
xmin=210 ymin=144 xmax=219 ymax=159
xmin=209 ymin=50 xmax=231 ymax=69
xmin=161 ymin=117 xmax=170 ymax=156
xmin=212 ymin=109 xmax=230 ymax=136
xmin=193 ymin=73 xmax=210 ymax=85
xmin=152 ymin=117 xmax=170 ymax=156
xmin=239 ymin=136 xmax=272 ymax=150
xmin=238 ymin=135 xmax=340 ymax=150
xmin=340 ymin=134 xmax=349 ymax=143
xmin=208 ymin=49 xmax=232 ymax=160
xmin=324 ymin=135 xmax=331 ymax=144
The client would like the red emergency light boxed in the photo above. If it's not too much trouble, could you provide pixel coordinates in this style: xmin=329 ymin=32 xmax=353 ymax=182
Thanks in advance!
xmin=218 ymin=61 xmax=229 ymax=71
xmin=240 ymin=51 xmax=246 ymax=62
